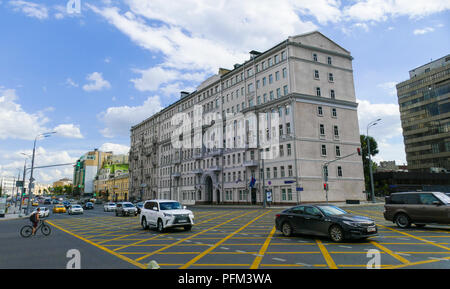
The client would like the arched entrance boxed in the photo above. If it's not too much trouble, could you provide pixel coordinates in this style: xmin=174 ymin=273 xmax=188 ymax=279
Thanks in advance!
xmin=205 ymin=176 xmax=213 ymax=204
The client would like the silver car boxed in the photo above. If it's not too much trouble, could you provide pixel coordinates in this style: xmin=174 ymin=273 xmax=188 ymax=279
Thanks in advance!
xmin=103 ymin=202 xmax=116 ymax=212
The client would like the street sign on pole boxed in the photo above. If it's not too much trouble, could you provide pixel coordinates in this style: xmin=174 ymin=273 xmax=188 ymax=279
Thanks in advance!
xmin=296 ymin=187 xmax=303 ymax=191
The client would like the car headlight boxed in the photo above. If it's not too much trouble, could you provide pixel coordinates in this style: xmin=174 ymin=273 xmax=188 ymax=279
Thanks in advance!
xmin=163 ymin=213 xmax=173 ymax=218
xmin=342 ymin=221 xmax=361 ymax=227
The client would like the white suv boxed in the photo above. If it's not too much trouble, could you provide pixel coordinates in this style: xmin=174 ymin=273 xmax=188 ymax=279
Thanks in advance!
xmin=140 ymin=200 xmax=194 ymax=232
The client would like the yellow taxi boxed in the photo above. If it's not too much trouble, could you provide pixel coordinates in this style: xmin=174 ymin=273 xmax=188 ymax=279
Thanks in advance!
xmin=53 ymin=204 xmax=66 ymax=213
xmin=32 ymin=201 xmax=39 ymax=207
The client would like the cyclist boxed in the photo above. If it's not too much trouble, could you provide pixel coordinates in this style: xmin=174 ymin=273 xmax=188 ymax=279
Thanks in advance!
xmin=30 ymin=208 xmax=40 ymax=236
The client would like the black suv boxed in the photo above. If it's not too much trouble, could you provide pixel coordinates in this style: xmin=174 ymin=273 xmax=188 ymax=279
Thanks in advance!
xmin=275 ymin=204 xmax=378 ymax=242
xmin=83 ymin=202 xmax=94 ymax=210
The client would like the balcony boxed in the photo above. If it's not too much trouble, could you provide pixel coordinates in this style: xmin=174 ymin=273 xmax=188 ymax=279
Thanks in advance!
xmin=208 ymin=166 xmax=222 ymax=172
xmin=243 ymin=160 xmax=259 ymax=167
xmin=192 ymin=169 xmax=203 ymax=175
xmin=211 ymin=148 xmax=223 ymax=157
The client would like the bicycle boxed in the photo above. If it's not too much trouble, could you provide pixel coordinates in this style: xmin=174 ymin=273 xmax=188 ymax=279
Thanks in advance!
xmin=20 ymin=219 xmax=51 ymax=238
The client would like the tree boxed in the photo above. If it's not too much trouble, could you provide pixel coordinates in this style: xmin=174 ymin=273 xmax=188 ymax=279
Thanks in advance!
xmin=360 ymin=135 xmax=379 ymax=192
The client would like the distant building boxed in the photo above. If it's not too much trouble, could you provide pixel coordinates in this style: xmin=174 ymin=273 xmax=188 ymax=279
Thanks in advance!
xmin=53 ymin=178 xmax=72 ymax=188
xmin=376 ymin=161 xmax=408 ymax=172
xmin=73 ymin=149 xmax=113 ymax=195
xmin=94 ymin=154 xmax=129 ymax=200
xmin=105 ymin=173 xmax=129 ymax=202
xmin=396 ymin=55 xmax=450 ymax=172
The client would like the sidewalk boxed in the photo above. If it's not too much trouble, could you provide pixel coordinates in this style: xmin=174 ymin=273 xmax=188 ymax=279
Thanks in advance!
xmin=192 ymin=200 xmax=385 ymax=210
xmin=0 ymin=204 xmax=29 ymax=221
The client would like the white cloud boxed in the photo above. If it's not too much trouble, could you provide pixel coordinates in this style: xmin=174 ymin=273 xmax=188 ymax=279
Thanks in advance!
xmin=54 ymin=124 xmax=84 ymax=139
xmin=377 ymin=81 xmax=398 ymax=96
xmin=0 ymin=86 xmax=84 ymax=140
xmin=65 ymin=77 xmax=79 ymax=88
xmin=82 ymin=72 xmax=111 ymax=92
xmin=99 ymin=143 xmax=130 ymax=155
xmin=413 ymin=27 xmax=435 ymax=35
xmin=98 ymin=95 xmax=163 ymax=138
xmin=357 ymin=98 xmax=406 ymax=163
xmin=9 ymin=0 xmax=48 ymax=20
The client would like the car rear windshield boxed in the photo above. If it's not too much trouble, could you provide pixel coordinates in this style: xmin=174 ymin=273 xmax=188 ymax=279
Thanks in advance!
xmin=159 ymin=202 xmax=182 ymax=210
xmin=317 ymin=205 xmax=347 ymax=216
xmin=123 ymin=203 xmax=134 ymax=207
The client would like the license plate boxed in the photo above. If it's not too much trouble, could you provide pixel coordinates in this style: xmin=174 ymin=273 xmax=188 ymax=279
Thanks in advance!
xmin=367 ymin=227 xmax=376 ymax=232
xmin=178 ymin=219 xmax=188 ymax=223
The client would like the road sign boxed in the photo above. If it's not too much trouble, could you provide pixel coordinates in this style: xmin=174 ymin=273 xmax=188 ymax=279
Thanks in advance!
xmin=268 ymin=181 xmax=272 ymax=185
xmin=296 ymin=187 xmax=303 ymax=191
xmin=284 ymin=180 xmax=295 ymax=184
xmin=16 ymin=181 xmax=24 ymax=187
xmin=266 ymin=190 xmax=272 ymax=202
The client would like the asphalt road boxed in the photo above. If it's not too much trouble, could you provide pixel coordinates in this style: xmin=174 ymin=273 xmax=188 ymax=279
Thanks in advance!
xmin=1 ymin=204 xmax=449 ymax=269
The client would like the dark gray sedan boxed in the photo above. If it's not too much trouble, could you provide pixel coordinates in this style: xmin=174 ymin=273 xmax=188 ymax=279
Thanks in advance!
xmin=275 ymin=204 xmax=378 ymax=242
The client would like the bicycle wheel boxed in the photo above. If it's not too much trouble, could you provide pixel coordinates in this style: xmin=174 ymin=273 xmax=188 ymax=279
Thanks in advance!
xmin=20 ymin=225 xmax=33 ymax=238
xmin=41 ymin=224 xmax=51 ymax=236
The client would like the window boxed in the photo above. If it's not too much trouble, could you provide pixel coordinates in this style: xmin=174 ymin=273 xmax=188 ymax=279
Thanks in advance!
xmin=330 ymin=89 xmax=335 ymax=99
xmin=269 ymin=74 xmax=273 ymax=84
xmin=419 ymin=193 xmax=439 ymax=205
xmin=329 ymin=73 xmax=334 ymax=82
xmin=281 ymin=51 xmax=286 ymax=60
xmin=266 ymin=168 xmax=270 ymax=179
xmin=320 ymin=124 xmax=325 ymax=136
xmin=279 ymin=124 xmax=283 ymax=136
xmin=280 ymin=166 xmax=285 ymax=177
xmin=285 ymin=105 xmax=290 ymax=115
xmin=321 ymin=144 xmax=327 ymax=156
xmin=279 ymin=145 xmax=284 ymax=157
xmin=256 ymin=80 xmax=260 ymax=89
xmin=247 ymin=68 xmax=253 ymax=77
xmin=283 ymin=85 xmax=288 ymax=95
xmin=327 ymin=56 xmax=332 ymax=65
xmin=287 ymin=144 xmax=292 ymax=156
xmin=248 ymin=83 xmax=254 ymax=93
xmin=316 ymin=87 xmax=321 ymax=97
xmin=282 ymin=68 xmax=287 ymax=78
xmin=318 ymin=106 xmax=323 ymax=116
xmin=273 ymin=167 xmax=278 ymax=178
xmin=335 ymin=146 xmax=341 ymax=157
xmin=313 ymin=53 xmax=318 ymax=62
xmin=268 ymin=58 xmax=273 ymax=66
xmin=274 ymin=54 xmax=279 ymax=64
xmin=333 ymin=125 xmax=339 ymax=138
xmin=282 ymin=189 xmax=287 ymax=201
xmin=337 ymin=166 xmax=342 ymax=177
xmin=263 ymin=77 xmax=266 ymax=86
xmin=275 ymin=71 xmax=280 ymax=81
xmin=286 ymin=123 xmax=291 ymax=134
xmin=263 ymin=93 xmax=267 ymax=103
xmin=314 ymin=70 xmax=320 ymax=79
xmin=288 ymin=165 xmax=293 ymax=177
xmin=332 ymin=108 xmax=337 ymax=117
xmin=270 ymin=91 xmax=274 ymax=100
xmin=257 ymin=95 xmax=261 ymax=105
xmin=287 ymin=189 xmax=293 ymax=201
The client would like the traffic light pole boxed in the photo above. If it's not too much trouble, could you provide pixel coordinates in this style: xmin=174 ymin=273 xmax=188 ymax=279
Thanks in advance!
xmin=322 ymin=150 xmax=360 ymax=203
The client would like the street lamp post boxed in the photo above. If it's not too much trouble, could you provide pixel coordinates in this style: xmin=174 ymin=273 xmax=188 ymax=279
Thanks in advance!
xmin=367 ymin=119 xmax=381 ymax=203
xmin=26 ymin=132 xmax=56 ymax=215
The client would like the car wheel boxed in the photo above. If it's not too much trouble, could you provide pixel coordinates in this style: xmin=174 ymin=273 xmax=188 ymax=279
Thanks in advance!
xmin=281 ymin=222 xmax=293 ymax=237
xmin=329 ymin=225 xmax=345 ymax=242
xmin=157 ymin=219 xmax=164 ymax=233
xmin=415 ymin=224 xmax=426 ymax=228
xmin=395 ymin=213 xmax=411 ymax=228
xmin=141 ymin=217 xmax=148 ymax=230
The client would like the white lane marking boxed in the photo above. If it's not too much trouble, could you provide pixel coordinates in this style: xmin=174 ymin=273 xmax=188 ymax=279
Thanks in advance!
xmin=296 ymin=262 xmax=312 ymax=267
xmin=339 ymin=245 xmax=352 ymax=249
xmin=220 ymin=247 xmax=229 ymax=250
xmin=272 ymin=258 xmax=286 ymax=262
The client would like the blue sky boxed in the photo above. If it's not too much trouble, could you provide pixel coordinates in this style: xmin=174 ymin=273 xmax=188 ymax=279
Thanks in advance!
xmin=0 ymin=0 xmax=449 ymax=183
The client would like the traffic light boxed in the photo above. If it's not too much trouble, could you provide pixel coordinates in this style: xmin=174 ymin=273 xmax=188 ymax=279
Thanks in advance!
xmin=357 ymin=147 xmax=361 ymax=156
xmin=323 ymin=183 xmax=328 ymax=191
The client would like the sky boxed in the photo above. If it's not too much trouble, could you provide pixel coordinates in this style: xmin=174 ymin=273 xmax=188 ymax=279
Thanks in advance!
xmin=0 ymin=0 xmax=449 ymax=184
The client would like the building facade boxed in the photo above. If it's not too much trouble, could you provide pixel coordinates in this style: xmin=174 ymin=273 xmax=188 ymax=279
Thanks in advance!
xmin=94 ymin=154 xmax=129 ymax=200
xmin=53 ymin=178 xmax=73 ymax=188
xmin=396 ymin=55 xmax=450 ymax=172
xmin=73 ymin=150 xmax=112 ymax=195
xmin=129 ymin=31 xmax=365 ymax=205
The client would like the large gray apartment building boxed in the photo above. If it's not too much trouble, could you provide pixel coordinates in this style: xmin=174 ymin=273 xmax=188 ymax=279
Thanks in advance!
xmin=129 ymin=31 xmax=365 ymax=205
